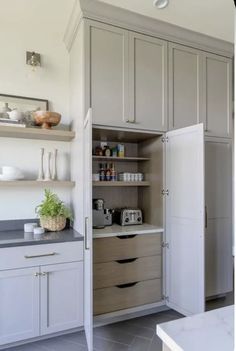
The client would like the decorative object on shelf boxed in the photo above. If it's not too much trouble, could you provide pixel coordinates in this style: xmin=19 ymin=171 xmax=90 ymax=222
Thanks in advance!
xmin=0 ymin=166 xmax=24 ymax=181
xmin=44 ymin=151 xmax=52 ymax=181
xmin=36 ymin=189 xmax=72 ymax=232
xmin=7 ymin=109 xmax=23 ymax=121
xmin=33 ymin=227 xmax=45 ymax=235
xmin=52 ymin=148 xmax=58 ymax=180
xmin=26 ymin=51 xmax=41 ymax=70
xmin=24 ymin=223 xmax=38 ymax=233
xmin=0 ymin=94 xmax=48 ymax=126
xmin=119 ymin=172 xmax=144 ymax=182
xmin=0 ymin=118 xmax=26 ymax=128
xmin=37 ymin=148 xmax=44 ymax=181
xmin=33 ymin=111 xmax=61 ymax=129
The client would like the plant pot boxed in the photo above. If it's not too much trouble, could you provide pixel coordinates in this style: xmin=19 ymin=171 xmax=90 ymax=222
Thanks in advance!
xmin=40 ymin=216 xmax=66 ymax=232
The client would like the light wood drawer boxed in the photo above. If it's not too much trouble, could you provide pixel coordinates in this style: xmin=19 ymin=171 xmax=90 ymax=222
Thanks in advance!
xmin=0 ymin=242 xmax=83 ymax=270
xmin=94 ymin=255 xmax=162 ymax=289
xmin=94 ymin=278 xmax=162 ymax=315
xmin=93 ymin=234 xmax=162 ymax=263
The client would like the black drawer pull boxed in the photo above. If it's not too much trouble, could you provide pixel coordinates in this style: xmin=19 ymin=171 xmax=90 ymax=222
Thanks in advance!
xmin=117 ymin=235 xmax=137 ymax=239
xmin=116 ymin=282 xmax=138 ymax=289
xmin=116 ymin=258 xmax=138 ymax=264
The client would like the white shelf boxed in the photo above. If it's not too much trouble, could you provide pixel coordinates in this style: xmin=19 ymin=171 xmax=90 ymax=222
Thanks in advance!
xmin=93 ymin=181 xmax=150 ymax=187
xmin=93 ymin=223 xmax=164 ymax=238
xmin=0 ymin=125 xmax=75 ymax=142
xmin=0 ymin=180 xmax=75 ymax=188
xmin=92 ymin=156 xmax=150 ymax=162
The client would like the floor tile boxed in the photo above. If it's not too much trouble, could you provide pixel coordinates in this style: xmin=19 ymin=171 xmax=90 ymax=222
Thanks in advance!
xmin=94 ymin=325 xmax=135 ymax=345
xmin=37 ymin=336 xmax=87 ymax=351
xmin=148 ymin=335 xmax=162 ymax=351
xmin=128 ymin=336 xmax=151 ymax=351
xmin=93 ymin=336 xmax=116 ymax=351
xmin=62 ymin=331 xmax=88 ymax=346
xmin=4 ymin=343 xmax=45 ymax=351
xmin=109 ymin=342 xmax=130 ymax=351
xmin=113 ymin=320 xmax=154 ymax=339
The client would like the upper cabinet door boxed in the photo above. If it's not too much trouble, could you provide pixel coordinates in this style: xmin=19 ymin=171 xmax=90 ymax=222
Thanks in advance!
xmin=203 ymin=53 xmax=233 ymax=138
xmin=85 ymin=20 xmax=129 ymax=128
xmin=168 ymin=43 xmax=203 ymax=130
xmin=165 ymin=124 xmax=205 ymax=316
xmin=128 ymin=32 xmax=168 ymax=131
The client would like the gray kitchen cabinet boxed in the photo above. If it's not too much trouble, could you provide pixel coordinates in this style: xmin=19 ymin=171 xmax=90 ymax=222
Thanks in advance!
xmin=168 ymin=43 xmax=203 ymax=130
xmin=203 ymin=53 xmax=233 ymax=138
xmin=85 ymin=20 xmax=129 ymax=128
xmin=128 ymin=32 xmax=168 ymax=131
xmin=205 ymin=137 xmax=233 ymax=297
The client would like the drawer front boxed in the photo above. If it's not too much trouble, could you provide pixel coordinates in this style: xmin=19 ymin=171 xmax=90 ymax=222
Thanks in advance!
xmin=94 ymin=255 xmax=162 ymax=289
xmin=0 ymin=242 xmax=83 ymax=270
xmin=94 ymin=234 xmax=162 ymax=263
xmin=94 ymin=278 xmax=162 ymax=315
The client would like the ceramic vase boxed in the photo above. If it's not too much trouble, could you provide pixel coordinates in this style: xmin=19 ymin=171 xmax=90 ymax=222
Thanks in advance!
xmin=44 ymin=151 xmax=51 ymax=181
xmin=37 ymin=148 xmax=44 ymax=181
xmin=52 ymin=148 xmax=58 ymax=180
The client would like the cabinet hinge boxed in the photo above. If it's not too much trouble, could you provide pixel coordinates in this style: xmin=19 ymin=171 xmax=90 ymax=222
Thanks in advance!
xmin=161 ymin=189 xmax=169 ymax=196
xmin=161 ymin=136 xmax=169 ymax=143
xmin=162 ymin=242 xmax=169 ymax=249
xmin=162 ymin=295 xmax=169 ymax=302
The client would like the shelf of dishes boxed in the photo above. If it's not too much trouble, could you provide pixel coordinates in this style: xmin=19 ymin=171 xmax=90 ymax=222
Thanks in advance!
xmin=93 ymin=181 xmax=150 ymax=187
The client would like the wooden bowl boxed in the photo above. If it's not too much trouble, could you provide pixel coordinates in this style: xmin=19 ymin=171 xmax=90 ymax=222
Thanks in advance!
xmin=33 ymin=111 xmax=61 ymax=129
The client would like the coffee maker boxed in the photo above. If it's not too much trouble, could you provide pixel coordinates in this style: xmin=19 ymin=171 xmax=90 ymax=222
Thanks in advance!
xmin=92 ymin=199 xmax=112 ymax=229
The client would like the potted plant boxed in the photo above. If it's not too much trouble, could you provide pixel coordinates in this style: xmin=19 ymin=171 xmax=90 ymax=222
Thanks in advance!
xmin=36 ymin=189 xmax=72 ymax=232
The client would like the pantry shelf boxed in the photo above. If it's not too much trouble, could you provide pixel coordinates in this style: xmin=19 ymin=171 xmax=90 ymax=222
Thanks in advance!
xmin=92 ymin=156 xmax=150 ymax=162
xmin=0 ymin=125 xmax=75 ymax=142
xmin=93 ymin=181 xmax=150 ymax=187
xmin=0 ymin=180 xmax=75 ymax=187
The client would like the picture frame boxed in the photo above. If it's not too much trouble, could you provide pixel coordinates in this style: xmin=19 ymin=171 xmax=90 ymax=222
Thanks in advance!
xmin=0 ymin=94 xmax=49 ymax=122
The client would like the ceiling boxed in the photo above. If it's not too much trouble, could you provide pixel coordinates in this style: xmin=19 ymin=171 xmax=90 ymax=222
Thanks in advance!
xmin=96 ymin=0 xmax=234 ymax=43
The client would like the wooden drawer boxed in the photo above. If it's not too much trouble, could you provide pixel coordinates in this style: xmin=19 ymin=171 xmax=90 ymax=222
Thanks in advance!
xmin=93 ymin=234 xmax=162 ymax=263
xmin=0 ymin=242 xmax=83 ymax=270
xmin=94 ymin=255 xmax=162 ymax=289
xmin=94 ymin=278 xmax=162 ymax=315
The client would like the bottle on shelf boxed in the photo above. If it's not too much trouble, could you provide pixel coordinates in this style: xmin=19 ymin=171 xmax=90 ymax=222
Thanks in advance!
xmin=99 ymin=163 xmax=106 ymax=181
xmin=105 ymin=163 xmax=111 ymax=181
xmin=110 ymin=163 xmax=117 ymax=181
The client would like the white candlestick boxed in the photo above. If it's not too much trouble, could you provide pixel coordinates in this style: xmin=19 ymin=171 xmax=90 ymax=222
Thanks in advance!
xmin=37 ymin=148 xmax=44 ymax=180
xmin=52 ymin=148 xmax=58 ymax=180
xmin=44 ymin=151 xmax=51 ymax=181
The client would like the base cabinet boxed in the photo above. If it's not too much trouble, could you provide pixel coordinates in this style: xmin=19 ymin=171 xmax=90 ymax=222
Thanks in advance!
xmin=0 ymin=267 xmax=40 ymax=346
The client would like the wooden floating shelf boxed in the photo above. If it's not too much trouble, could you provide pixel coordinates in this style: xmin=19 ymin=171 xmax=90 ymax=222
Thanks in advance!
xmin=93 ymin=181 xmax=150 ymax=187
xmin=92 ymin=156 xmax=150 ymax=162
xmin=0 ymin=181 xmax=75 ymax=188
xmin=0 ymin=126 xmax=75 ymax=142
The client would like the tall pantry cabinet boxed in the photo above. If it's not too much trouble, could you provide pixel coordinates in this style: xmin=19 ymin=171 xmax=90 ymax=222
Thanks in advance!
xmin=67 ymin=5 xmax=233 ymax=350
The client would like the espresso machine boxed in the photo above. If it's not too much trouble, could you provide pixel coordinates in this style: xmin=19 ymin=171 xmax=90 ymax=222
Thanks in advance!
xmin=92 ymin=199 xmax=112 ymax=229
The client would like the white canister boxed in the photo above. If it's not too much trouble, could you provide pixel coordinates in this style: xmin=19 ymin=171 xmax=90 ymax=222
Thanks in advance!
xmin=24 ymin=223 xmax=38 ymax=233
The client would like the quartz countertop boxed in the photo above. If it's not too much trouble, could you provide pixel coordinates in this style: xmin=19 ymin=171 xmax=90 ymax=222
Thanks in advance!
xmin=93 ymin=223 xmax=164 ymax=238
xmin=0 ymin=228 xmax=83 ymax=248
xmin=156 ymin=305 xmax=234 ymax=351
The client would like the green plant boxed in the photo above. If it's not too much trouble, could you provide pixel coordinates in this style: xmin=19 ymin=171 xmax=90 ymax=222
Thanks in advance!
xmin=36 ymin=189 xmax=72 ymax=219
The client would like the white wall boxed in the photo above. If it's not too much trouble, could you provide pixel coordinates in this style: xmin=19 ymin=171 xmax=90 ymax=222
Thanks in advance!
xmin=97 ymin=0 xmax=234 ymax=43
xmin=0 ymin=0 xmax=74 ymax=220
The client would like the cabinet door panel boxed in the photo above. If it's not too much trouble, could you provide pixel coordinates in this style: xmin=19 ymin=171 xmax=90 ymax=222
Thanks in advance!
xmin=205 ymin=139 xmax=233 ymax=297
xmin=86 ymin=20 xmax=128 ymax=128
xmin=40 ymin=262 xmax=83 ymax=335
xmin=129 ymin=32 xmax=167 ymax=131
xmin=169 ymin=43 xmax=203 ymax=130
xmin=204 ymin=54 xmax=232 ymax=138
xmin=0 ymin=267 xmax=39 ymax=345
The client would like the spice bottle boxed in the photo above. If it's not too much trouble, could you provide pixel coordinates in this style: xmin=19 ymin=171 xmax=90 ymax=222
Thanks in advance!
xmin=99 ymin=163 xmax=106 ymax=181
xmin=110 ymin=163 xmax=117 ymax=181
xmin=105 ymin=163 xmax=111 ymax=181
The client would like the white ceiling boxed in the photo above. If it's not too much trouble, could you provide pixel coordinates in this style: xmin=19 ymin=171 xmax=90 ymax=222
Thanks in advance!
xmin=96 ymin=0 xmax=234 ymax=43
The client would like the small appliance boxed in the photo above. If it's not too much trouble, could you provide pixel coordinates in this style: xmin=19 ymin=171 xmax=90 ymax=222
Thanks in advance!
xmin=93 ymin=199 xmax=113 ymax=229
xmin=114 ymin=208 xmax=143 ymax=226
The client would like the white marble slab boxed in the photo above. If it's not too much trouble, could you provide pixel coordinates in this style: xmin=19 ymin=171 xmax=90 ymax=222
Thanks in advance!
xmin=156 ymin=306 xmax=234 ymax=351
xmin=93 ymin=223 xmax=164 ymax=238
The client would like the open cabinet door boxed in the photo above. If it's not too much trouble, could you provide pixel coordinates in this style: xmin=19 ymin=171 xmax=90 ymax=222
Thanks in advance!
xmin=165 ymin=124 xmax=205 ymax=316
xmin=83 ymin=108 xmax=93 ymax=350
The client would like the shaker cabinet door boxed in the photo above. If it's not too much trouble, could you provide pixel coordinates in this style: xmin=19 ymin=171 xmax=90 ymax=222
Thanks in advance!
xmin=85 ymin=20 xmax=129 ymax=128
xmin=128 ymin=32 xmax=168 ymax=131
xmin=0 ymin=267 xmax=40 ymax=345
xmin=168 ymin=43 xmax=203 ymax=130
xmin=40 ymin=262 xmax=83 ymax=335
xmin=203 ymin=53 xmax=232 ymax=138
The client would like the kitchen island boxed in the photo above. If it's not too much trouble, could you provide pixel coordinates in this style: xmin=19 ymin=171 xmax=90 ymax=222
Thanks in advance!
xmin=156 ymin=305 xmax=234 ymax=351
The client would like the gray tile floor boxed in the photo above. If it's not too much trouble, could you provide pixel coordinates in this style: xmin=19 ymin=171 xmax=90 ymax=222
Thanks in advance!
xmin=6 ymin=293 xmax=233 ymax=351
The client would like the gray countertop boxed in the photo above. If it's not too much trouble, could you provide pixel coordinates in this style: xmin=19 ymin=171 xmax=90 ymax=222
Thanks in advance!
xmin=0 ymin=228 xmax=83 ymax=248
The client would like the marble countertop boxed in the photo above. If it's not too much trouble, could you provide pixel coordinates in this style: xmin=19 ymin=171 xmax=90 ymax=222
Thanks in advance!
xmin=93 ymin=223 xmax=164 ymax=238
xmin=0 ymin=228 xmax=83 ymax=248
xmin=156 ymin=305 xmax=234 ymax=351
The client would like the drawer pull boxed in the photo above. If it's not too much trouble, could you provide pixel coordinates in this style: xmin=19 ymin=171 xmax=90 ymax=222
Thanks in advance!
xmin=117 ymin=235 xmax=137 ymax=240
xmin=116 ymin=258 xmax=138 ymax=264
xmin=24 ymin=252 xmax=57 ymax=259
xmin=116 ymin=282 xmax=138 ymax=289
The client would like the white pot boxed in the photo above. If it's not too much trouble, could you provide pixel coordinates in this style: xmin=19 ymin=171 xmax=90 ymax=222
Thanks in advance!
xmin=7 ymin=109 xmax=23 ymax=121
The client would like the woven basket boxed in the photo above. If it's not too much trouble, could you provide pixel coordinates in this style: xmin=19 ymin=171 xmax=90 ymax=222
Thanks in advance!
xmin=40 ymin=216 xmax=66 ymax=232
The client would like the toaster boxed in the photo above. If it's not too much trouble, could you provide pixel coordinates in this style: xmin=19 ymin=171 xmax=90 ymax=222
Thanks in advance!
xmin=114 ymin=208 xmax=143 ymax=226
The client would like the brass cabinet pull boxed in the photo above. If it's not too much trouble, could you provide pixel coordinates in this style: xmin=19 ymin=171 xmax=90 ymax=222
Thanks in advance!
xmin=25 ymin=252 xmax=56 ymax=259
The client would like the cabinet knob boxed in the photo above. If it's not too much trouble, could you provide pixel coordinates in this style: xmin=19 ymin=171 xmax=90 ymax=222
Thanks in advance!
xmin=41 ymin=272 xmax=48 ymax=276
xmin=34 ymin=272 xmax=40 ymax=277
